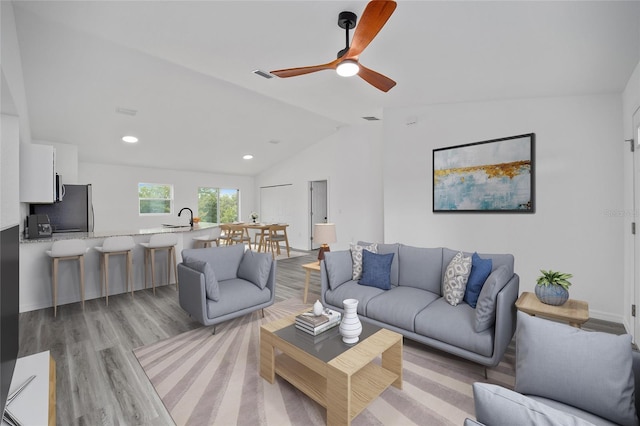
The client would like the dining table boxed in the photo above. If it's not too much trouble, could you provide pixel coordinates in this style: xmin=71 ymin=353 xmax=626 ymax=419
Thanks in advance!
xmin=225 ymin=223 xmax=288 ymax=252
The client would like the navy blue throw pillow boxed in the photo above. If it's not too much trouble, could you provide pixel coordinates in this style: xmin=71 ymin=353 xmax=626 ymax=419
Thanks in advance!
xmin=464 ymin=252 xmax=493 ymax=308
xmin=358 ymin=249 xmax=394 ymax=290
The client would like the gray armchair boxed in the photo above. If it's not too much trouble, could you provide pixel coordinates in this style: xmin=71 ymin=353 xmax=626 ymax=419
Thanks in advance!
xmin=469 ymin=312 xmax=640 ymax=426
xmin=178 ymin=244 xmax=276 ymax=333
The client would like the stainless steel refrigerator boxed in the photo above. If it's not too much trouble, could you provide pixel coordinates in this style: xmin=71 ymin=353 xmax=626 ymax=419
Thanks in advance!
xmin=30 ymin=184 xmax=94 ymax=232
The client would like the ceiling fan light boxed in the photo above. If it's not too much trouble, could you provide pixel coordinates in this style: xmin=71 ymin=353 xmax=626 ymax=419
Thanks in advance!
xmin=336 ymin=60 xmax=359 ymax=77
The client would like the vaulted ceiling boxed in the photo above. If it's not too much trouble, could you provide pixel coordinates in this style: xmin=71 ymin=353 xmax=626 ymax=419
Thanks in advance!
xmin=9 ymin=1 xmax=640 ymax=175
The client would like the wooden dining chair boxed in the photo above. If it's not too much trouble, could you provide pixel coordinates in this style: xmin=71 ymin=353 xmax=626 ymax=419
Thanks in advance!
xmin=265 ymin=224 xmax=290 ymax=258
xmin=227 ymin=224 xmax=252 ymax=250
xmin=219 ymin=224 xmax=233 ymax=246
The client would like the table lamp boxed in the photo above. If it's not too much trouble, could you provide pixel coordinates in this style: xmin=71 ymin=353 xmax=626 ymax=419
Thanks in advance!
xmin=314 ymin=223 xmax=336 ymax=263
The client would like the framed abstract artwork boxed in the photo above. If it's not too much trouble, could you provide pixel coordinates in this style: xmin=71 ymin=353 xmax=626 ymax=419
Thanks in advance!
xmin=433 ymin=133 xmax=535 ymax=213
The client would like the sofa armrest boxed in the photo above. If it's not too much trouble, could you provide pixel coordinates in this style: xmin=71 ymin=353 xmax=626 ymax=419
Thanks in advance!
xmin=492 ymin=273 xmax=519 ymax=365
xmin=320 ymin=259 xmax=328 ymax=303
xmin=265 ymin=258 xmax=277 ymax=302
xmin=633 ymin=350 xmax=640 ymax=417
xmin=178 ymin=263 xmax=208 ymax=324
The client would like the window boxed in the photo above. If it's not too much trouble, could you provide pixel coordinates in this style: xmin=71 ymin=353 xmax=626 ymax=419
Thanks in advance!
xmin=198 ymin=187 xmax=239 ymax=223
xmin=139 ymin=183 xmax=173 ymax=215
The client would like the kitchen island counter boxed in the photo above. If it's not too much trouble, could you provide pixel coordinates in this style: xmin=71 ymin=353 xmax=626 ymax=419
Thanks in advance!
xmin=20 ymin=222 xmax=218 ymax=243
xmin=19 ymin=223 xmax=219 ymax=313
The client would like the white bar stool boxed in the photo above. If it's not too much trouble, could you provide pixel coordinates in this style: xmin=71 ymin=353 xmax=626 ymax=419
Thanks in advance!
xmin=94 ymin=236 xmax=135 ymax=305
xmin=192 ymin=227 xmax=222 ymax=248
xmin=140 ymin=234 xmax=178 ymax=294
xmin=45 ymin=239 xmax=89 ymax=317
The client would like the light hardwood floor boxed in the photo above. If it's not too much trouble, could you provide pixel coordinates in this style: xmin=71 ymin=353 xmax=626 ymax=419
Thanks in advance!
xmin=17 ymin=252 xmax=625 ymax=425
xmin=18 ymin=252 xmax=321 ymax=425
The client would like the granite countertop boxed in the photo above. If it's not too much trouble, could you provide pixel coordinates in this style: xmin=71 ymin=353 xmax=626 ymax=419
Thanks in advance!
xmin=20 ymin=222 xmax=218 ymax=243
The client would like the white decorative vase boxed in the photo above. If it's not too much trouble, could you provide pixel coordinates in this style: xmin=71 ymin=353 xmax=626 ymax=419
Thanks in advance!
xmin=339 ymin=299 xmax=362 ymax=344
xmin=313 ymin=300 xmax=323 ymax=316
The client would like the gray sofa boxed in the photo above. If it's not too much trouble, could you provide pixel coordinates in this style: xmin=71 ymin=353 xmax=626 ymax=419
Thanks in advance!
xmin=177 ymin=244 xmax=276 ymax=332
xmin=468 ymin=312 xmax=640 ymax=426
xmin=320 ymin=242 xmax=519 ymax=367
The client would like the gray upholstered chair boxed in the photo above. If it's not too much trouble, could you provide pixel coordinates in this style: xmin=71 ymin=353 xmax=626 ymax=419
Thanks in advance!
xmin=177 ymin=244 xmax=275 ymax=333
xmin=469 ymin=312 xmax=640 ymax=426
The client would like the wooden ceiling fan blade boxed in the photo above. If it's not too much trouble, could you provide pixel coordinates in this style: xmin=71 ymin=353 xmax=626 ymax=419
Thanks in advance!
xmin=358 ymin=64 xmax=396 ymax=92
xmin=345 ymin=0 xmax=397 ymax=59
xmin=271 ymin=59 xmax=339 ymax=78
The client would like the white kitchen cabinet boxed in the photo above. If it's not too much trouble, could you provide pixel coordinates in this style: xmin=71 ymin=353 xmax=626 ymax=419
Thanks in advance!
xmin=19 ymin=143 xmax=55 ymax=203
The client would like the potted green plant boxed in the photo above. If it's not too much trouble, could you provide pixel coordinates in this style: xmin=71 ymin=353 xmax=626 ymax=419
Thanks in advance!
xmin=535 ymin=269 xmax=573 ymax=306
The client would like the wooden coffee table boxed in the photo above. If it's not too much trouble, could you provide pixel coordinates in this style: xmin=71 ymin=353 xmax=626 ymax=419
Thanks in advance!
xmin=516 ymin=291 xmax=589 ymax=328
xmin=260 ymin=313 xmax=403 ymax=425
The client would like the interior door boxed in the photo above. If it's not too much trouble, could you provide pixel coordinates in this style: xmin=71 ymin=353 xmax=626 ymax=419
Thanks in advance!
xmin=633 ymin=109 xmax=640 ymax=343
xmin=310 ymin=180 xmax=328 ymax=249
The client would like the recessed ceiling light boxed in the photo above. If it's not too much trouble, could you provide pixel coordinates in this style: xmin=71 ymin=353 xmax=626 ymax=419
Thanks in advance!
xmin=243 ymin=154 xmax=254 ymax=160
xmin=122 ymin=136 xmax=138 ymax=143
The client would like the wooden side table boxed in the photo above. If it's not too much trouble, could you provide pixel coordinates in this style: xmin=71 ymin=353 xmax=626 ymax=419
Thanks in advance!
xmin=301 ymin=261 xmax=321 ymax=304
xmin=515 ymin=291 xmax=589 ymax=328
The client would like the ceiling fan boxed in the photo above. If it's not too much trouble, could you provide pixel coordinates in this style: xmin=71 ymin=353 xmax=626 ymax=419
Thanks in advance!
xmin=270 ymin=0 xmax=397 ymax=92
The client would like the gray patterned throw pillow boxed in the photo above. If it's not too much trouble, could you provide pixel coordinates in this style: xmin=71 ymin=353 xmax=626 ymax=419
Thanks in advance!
xmin=442 ymin=251 xmax=472 ymax=306
xmin=350 ymin=242 xmax=378 ymax=280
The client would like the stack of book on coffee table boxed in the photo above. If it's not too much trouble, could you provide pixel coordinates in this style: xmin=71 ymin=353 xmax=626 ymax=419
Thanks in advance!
xmin=295 ymin=309 xmax=341 ymax=336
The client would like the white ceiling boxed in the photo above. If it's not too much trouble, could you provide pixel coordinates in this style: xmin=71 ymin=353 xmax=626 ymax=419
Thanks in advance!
xmin=10 ymin=0 xmax=640 ymax=176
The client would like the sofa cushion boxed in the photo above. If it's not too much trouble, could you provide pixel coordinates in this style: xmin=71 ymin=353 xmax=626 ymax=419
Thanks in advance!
xmin=182 ymin=244 xmax=245 ymax=281
xmin=474 ymin=265 xmax=511 ymax=332
xmin=442 ymin=252 xmax=472 ymax=306
xmin=183 ymin=260 xmax=220 ymax=301
xmin=237 ymin=250 xmax=272 ymax=289
xmin=397 ymin=245 xmax=443 ymax=293
xmin=359 ymin=242 xmax=400 ymax=286
xmin=414 ymin=298 xmax=494 ymax=357
xmin=473 ymin=383 xmax=595 ymax=426
xmin=350 ymin=242 xmax=378 ymax=280
xmin=206 ymin=278 xmax=271 ymax=319
xmin=464 ymin=253 xmax=493 ymax=308
xmin=528 ymin=395 xmax=623 ymax=426
xmin=324 ymin=250 xmax=353 ymax=290
xmin=443 ymin=248 xmax=514 ymax=278
xmin=324 ymin=280 xmax=385 ymax=316
xmin=358 ymin=250 xmax=394 ymax=290
xmin=366 ymin=287 xmax=440 ymax=332
xmin=515 ymin=312 xmax=638 ymax=426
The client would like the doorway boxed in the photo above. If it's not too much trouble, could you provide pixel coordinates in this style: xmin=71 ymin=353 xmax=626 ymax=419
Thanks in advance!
xmin=309 ymin=180 xmax=328 ymax=250
xmin=632 ymin=108 xmax=640 ymax=343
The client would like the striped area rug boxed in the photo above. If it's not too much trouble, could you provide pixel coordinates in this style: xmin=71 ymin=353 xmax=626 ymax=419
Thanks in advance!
xmin=133 ymin=298 xmax=515 ymax=425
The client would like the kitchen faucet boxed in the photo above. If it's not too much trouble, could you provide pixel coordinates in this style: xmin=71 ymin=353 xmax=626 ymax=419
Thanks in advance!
xmin=178 ymin=207 xmax=194 ymax=227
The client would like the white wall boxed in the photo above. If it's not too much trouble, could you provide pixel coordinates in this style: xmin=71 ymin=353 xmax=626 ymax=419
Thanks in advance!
xmin=1 ymin=1 xmax=31 ymax=144
xmin=382 ymin=94 xmax=624 ymax=322
xmin=255 ymin=123 xmax=384 ymax=251
xmin=78 ymin=162 xmax=255 ymax=232
xmin=1 ymin=115 xmax=20 ymax=228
